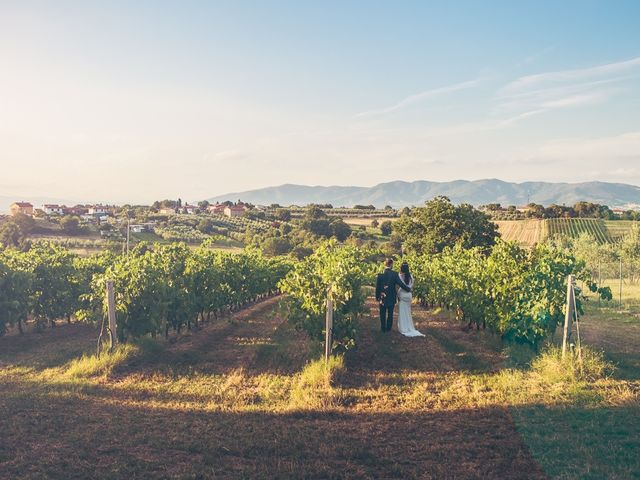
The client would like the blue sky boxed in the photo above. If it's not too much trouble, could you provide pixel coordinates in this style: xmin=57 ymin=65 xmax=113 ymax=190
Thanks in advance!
xmin=1 ymin=1 xmax=639 ymax=203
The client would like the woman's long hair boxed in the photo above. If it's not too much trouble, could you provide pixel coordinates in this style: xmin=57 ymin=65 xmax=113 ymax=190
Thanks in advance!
xmin=400 ymin=261 xmax=412 ymax=284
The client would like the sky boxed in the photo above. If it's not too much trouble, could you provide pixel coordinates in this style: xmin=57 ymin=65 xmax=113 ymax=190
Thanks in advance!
xmin=1 ymin=0 xmax=640 ymax=204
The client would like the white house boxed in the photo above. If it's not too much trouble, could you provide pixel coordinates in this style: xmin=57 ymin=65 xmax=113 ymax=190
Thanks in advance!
xmin=42 ymin=204 xmax=65 ymax=215
xmin=88 ymin=205 xmax=110 ymax=215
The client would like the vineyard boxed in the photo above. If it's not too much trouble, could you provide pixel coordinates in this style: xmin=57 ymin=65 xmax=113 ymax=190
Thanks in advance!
xmin=497 ymin=218 xmax=637 ymax=245
xmin=603 ymin=220 xmax=637 ymax=241
xmin=546 ymin=218 xmax=612 ymax=243
xmin=0 ymin=242 xmax=289 ymax=338
xmin=0 ymin=238 xmax=638 ymax=479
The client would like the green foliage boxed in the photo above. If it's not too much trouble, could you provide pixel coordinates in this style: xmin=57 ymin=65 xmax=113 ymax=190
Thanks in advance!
xmin=0 ymin=253 xmax=32 ymax=335
xmin=0 ymin=239 xmax=288 ymax=339
xmin=329 ymin=219 xmax=352 ymax=241
xmin=279 ymin=240 xmax=370 ymax=350
xmin=394 ymin=196 xmax=499 ymax=254
xmin=4 ymin=242 xmax=82 ymax=327
xmin=60 ymin=216 xmax=83 ymax=235
xmin=86 ymin=243 xmax=290 ymax=341
xmin=261 ymin=236 xmax=293 ymax=256
xmin=407 ymin=240 xmax=610 ymax=347
xmin=379 ymin=220 xmax=393 ymax=236
xmin=276 ymin=208 xmax=292 ymax=222
xmin=0 ymin=220 xmax=28 ymax=248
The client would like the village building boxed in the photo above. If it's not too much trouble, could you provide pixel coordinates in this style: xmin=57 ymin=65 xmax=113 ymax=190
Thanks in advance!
xmin=87 ymin=205 xmax=111 ymax=215
xmin=612 ymin=208 xmax=626 ymax=217
xmin=65 ymin=205 xmax=89 ymax=216
xmin=9 ymin=202 xmax=34 ymax=216
xmin=129 ymin=222 xmax=156 ymax=233
xmin=42 ymin=204 xmax=65 ymax=215
xmin=224 ymin=205 xmax=247 ymax=218
xmin=159 ymin=207 xmax=176 ymax=215
xmin=208 ymin=203 xmax=226 ymax=214
xmin=516 ymin=205 xmax=534 ymax=213
xmin=184 ymin=204 xmax=198 ymax=214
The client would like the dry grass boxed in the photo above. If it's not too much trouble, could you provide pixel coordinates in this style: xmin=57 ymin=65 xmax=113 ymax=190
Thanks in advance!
xmin=495 ymin=219 xmax=546 ymax=246
xmin=342 ymin=216 xmax=396 ymax=226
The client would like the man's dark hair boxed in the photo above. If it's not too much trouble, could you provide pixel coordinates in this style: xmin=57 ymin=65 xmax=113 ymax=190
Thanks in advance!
xmin=384 ymin=258 xmax=394 ymax=268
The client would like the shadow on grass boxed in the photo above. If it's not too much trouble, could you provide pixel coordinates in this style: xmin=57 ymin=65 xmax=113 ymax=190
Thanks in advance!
xmin=512 ymin=402 xmax=640 ymax=480
xmin=580 ymin=308 xmax=640 ymax=381
xmin=0 ymin=323 xmax=98 ymax=370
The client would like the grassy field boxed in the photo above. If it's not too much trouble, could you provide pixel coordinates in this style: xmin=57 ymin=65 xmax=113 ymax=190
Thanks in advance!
xmin=0 ymin=296 xmax=638 ymax=478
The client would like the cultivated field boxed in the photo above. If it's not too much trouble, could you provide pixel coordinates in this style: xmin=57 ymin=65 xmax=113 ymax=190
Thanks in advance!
xmin=1 ymin=297 xmax=638 ymax=479
xmin=494 ymin=219 xmax=547 ymax=247
xmin=496 ymin=218 xmax=637 ymax=246
xmin=342 ymin=216 xmax=396 ymax=226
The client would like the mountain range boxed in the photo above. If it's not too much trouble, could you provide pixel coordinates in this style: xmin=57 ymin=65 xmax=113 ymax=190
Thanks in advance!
xmin=208 ymin=179 xmax=640 ymax=209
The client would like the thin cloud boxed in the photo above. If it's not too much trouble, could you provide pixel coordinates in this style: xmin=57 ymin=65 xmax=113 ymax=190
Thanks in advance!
xmin=502 ymin=56 xmax=640 ymax=94
xmin=354 ymin=78 xmax=482 ymax=118
xmin=493 ymin=58 xmax=638 ymax=120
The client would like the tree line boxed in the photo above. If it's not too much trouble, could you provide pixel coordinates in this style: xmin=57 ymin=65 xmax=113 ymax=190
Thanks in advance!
xmin=482 ymin=201 xmax=640 ymax=220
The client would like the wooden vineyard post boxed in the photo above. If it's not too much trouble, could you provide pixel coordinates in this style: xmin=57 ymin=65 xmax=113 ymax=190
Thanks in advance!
xmin=619 ymin=257 xmax=623 ymax=309
xmin=562 ymin=275 xmax=575 ymax=359
xmin=106 ymin=280 xmax=118 ymax=351
xmin=325 ymin=290 xmax=334 ymax=362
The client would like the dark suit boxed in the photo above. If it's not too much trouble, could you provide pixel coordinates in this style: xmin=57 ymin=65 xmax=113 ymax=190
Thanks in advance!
xmin=375 ymin=268 xmax=411 ymax=332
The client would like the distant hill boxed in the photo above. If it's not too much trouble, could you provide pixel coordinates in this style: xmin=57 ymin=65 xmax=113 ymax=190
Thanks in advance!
xmin=208 ymin=179 xmax=640 ymax=209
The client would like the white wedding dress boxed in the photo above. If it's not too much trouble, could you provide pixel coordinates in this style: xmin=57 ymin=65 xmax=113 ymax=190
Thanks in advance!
xmin=397 ymin=276 xmax=425 ymax=337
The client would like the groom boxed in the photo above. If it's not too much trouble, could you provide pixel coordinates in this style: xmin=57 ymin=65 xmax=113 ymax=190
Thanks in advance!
xmin=375 ymin=258 xmax=412 ymax=332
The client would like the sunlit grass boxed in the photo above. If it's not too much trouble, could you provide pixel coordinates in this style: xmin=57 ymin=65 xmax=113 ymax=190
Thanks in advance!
xmin=289 ymin=356 xmax=345 ymax=409
xmin=64 ymin=344 xmax=138 ymax=379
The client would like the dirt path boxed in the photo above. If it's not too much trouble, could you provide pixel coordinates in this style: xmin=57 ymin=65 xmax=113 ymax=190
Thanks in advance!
xmin=339 ymin=300 xmax=547 ymax=479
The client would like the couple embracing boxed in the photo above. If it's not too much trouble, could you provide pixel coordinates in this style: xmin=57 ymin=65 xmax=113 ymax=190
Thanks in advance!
xmin=375 ymin=258 xmax=424 ymax=337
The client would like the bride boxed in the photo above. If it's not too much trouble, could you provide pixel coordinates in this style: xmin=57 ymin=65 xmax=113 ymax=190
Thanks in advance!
xmin=397 ymin=262 xmax=425 ymax=337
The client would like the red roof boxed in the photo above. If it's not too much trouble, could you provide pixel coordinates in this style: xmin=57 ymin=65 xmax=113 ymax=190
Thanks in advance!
xmin=13 ymin=202 xmax=33 ymax=207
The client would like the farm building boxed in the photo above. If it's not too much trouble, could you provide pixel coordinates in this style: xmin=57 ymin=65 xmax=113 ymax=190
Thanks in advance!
xmin=159 ymin=207 xmax=176 ymax=215
xmin=66 ymin=206 xmax=89 ymax=215
xmin=9 ymin=202 xmax=34 ymax=216
xmin=208 ymin=203 xmax=226 ymax=214
xmin=224 ymin=205 xmax=247 ymax=218
xmin=87 ymin=205 xmax=112 ymax=215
